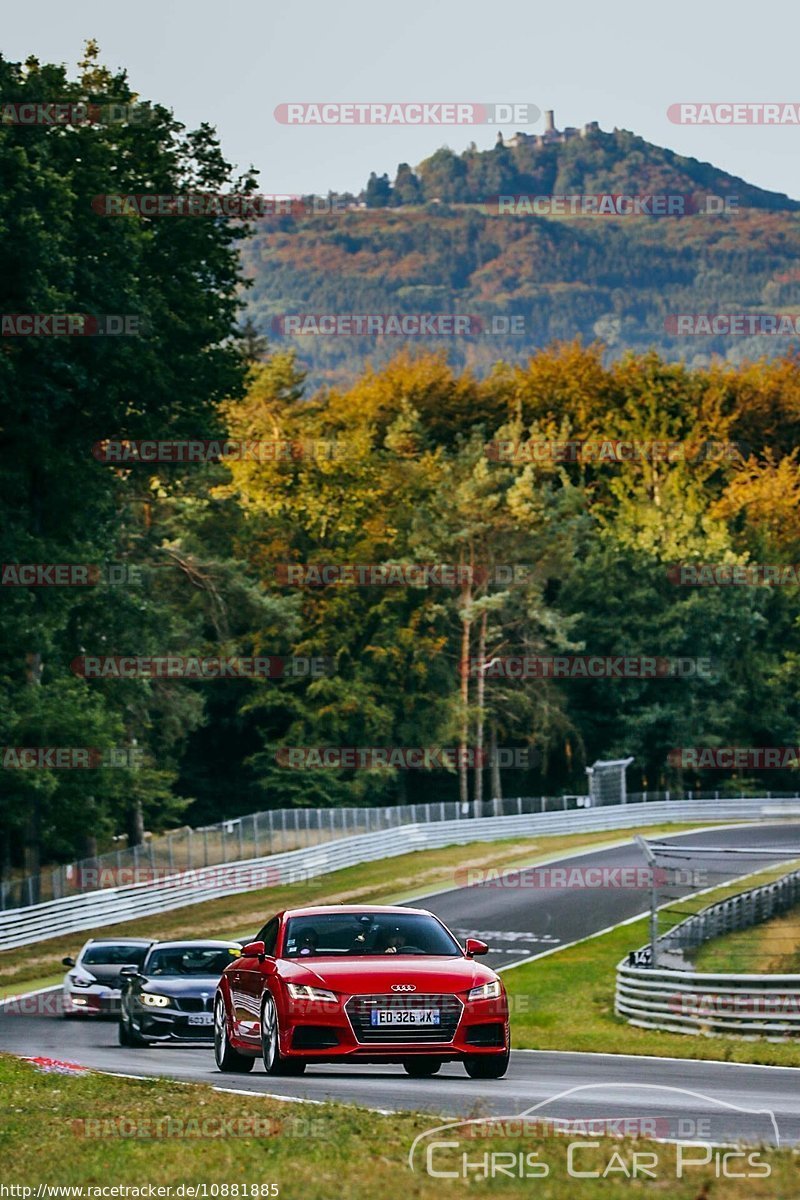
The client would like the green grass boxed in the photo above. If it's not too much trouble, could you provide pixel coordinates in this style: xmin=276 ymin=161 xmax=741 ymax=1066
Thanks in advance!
xmin=693 ymin=905 xmax=800 ymax=974
xmin=0 ymin=1055 xmax=795 ymax=1197
xmin=506 ymin=860 xmax=800 ymax=1066
xmin=0 ymin=822 xmax=722 ymax=996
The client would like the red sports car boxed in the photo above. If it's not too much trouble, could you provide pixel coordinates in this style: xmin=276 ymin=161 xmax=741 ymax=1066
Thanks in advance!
xmin=214 ymin=905 xmax=510 ymax=1078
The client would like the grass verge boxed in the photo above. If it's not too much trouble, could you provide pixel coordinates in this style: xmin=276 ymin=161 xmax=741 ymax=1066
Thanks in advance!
xmin=0 ymin=1054 xmax=794 ymax=1197
xmin=506 ymin=860 xmax=800 ymax=1066
xmin=692 ymin=905 xmax=800 ymax=973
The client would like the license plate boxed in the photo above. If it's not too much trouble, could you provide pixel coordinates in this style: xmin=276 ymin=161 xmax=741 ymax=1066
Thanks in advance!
xmin=369 ymin=1009 xmax=440 ymax=1026
xmin=187 ymin=1012 xmax=213 ymax=1026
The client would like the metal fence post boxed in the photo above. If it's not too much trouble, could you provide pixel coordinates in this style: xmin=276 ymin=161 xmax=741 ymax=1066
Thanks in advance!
xmin=635 ymin=836 xmax=658 ymax=967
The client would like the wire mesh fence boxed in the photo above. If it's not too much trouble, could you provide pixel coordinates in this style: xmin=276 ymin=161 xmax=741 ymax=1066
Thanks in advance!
xmin=4 ymin=788 xmax=799 ymax=911
xmin=0 ymin=793 xmax=584 ymax=909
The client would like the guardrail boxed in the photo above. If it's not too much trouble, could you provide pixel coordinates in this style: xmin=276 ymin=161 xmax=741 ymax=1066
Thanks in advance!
xmin=617 ymin=865 xmax=800 ymax=1039
xmin=658 ymin=868 xmax=800 ymax=957
xmin=7 ymin=787 xmax=792 ymax=910
xmin=1 ymin=794 xmax=589 ymax=910
xmin=616 ymin=962 xmax=800 ymax=1038
xmin=1 ymin=795 xmax=797 ymax=952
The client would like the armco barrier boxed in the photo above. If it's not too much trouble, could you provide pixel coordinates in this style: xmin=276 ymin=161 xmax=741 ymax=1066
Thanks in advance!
xmin=658 ymin=868 xmax=800 ymax=957
xmin=616 ymin=962 xmax=800 ymax=1038
xmin=616 ymin=864 xmax=800 ymax=1039
xmin=1 ymin=796 xmax=797 ymax=951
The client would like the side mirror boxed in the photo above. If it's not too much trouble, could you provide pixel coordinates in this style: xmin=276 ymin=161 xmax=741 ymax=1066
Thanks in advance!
xmin=62 ymin=956 xmax=76 ymax=968
xmin=465 ymin=938 xmax=489 ymax=958
xmin=119 ymin=965 xmax=138 ymax=977
xmin=242 ymin=941 xmax=266 ymax=961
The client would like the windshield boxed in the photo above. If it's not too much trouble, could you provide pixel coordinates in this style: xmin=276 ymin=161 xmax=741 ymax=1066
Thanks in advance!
xmin=283 ymin=913 xmax=460 ymax=958
xmin=144 ymin=946 xmax=239 ymax=976
xmin=81 ymin=944 xmax=149 ymax=967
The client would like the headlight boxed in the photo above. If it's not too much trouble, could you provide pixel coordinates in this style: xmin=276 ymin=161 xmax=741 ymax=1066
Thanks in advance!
xmin=467 ymin=981 xmax=502 ymax=1001
xmin=69 ymin=974 xmax=93 ymax=988
xmin=139 ymin=993 xmax=171 ymax=1008
xmin=286 ymin=984 xmax=338 ymax=1003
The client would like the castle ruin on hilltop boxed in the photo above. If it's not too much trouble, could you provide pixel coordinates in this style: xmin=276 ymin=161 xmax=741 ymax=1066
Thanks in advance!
xmin=503 ymin=110 xmax=600 ymax=149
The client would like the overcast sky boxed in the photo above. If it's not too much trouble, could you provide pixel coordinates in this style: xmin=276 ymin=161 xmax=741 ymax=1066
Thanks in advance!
xmin=5 ymin=0 xmax=800 ymax=199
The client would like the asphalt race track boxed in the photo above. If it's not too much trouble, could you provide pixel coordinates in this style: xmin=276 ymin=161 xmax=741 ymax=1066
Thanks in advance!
xmin=2 ymin=822 xmax=800 ymax=1145
xmin=408 ymin=821 xmax=800 ymax=970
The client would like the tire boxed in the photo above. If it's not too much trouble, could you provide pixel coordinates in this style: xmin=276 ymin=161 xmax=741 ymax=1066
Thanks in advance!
xmin=403 ymin=1057 xmax=442 ymax=1078
xmin=214 ymin=996 xmax=255 ymax=1073
xmin=120 ymin=1008 xmax=151 ymax=1048
xmin=464 ymin=1050 xmax=510 ymax=1079
xmin=261 ymin=993 xmax=306 ymax=1076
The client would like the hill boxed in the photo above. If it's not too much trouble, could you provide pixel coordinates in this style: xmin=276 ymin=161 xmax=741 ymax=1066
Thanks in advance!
xmin=241 ymin=122 xmax=800 ymax=389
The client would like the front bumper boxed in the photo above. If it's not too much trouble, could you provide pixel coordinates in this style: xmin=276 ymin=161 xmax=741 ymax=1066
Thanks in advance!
xmin=64 ymin=988 xmax=121 ymax=1016
xmin=275 ymin=990 xmax=510 ymax=1062
xmin=133 ymin=1002 xmax=215 ymax=1041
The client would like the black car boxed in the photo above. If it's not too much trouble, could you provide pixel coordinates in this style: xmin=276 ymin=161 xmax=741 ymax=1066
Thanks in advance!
xmin=119 ymin=940 xmax=242 ymax=1046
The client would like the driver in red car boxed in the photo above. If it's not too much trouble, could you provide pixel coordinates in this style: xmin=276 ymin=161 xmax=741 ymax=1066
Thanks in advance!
xmin=383 ymin=927 xmax=406 ymax=954
xmin=298 ymin=929 xmax=318 ymax=956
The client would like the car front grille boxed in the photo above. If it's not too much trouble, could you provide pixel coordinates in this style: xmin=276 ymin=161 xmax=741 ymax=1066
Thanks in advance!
xmin=173 ymin=996 xmax=213 ymax=1012
xmin=345 ymin=993 xmax=462 ymax=1044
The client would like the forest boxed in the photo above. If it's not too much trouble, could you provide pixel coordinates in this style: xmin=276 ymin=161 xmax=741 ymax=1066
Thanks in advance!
xmin=3 ymin=47 xmax=800 ymax=878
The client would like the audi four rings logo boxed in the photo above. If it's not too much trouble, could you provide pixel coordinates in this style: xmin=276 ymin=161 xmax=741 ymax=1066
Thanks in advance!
xmin=391 ymin=984 xmax=416 ymax=992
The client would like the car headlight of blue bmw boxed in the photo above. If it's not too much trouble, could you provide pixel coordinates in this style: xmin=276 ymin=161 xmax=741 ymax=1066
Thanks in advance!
xmin=467 ymin=981 xmax=502 ymax=1001
xmin=139 ymin=993 xmax=171 ymax=1008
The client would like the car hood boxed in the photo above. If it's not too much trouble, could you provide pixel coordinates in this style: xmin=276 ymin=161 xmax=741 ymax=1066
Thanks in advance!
xmin=140 ymin=977 xmax=221 ymax=998
xmin=279 ymin=955 xmax=497 ymax=994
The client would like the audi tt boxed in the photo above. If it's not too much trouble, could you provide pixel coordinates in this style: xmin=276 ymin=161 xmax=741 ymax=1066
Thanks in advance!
xmin=119 ymin=940 xmax=242 ymax=1046
xmin=213 ymin=905 xmax=510 ymax=1077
